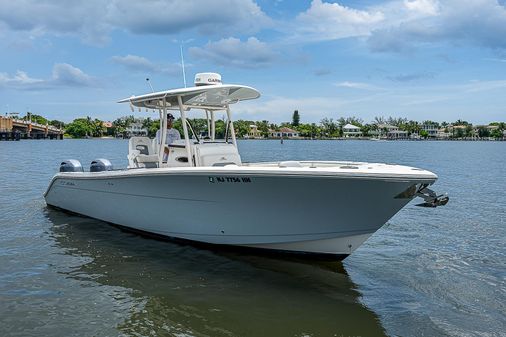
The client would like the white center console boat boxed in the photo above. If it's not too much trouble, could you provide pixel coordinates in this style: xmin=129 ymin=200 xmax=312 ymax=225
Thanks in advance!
xmin=44 ymin=73 xmax=448 ymax=258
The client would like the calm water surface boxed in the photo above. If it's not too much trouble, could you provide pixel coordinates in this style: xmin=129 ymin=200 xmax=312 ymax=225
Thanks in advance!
xmin=0 ymin=139 xmax=505 ymax=337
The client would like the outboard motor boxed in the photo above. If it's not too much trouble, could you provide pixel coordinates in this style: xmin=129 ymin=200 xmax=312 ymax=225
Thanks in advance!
xmin=90 ymin=159 xmax=113 ymax=172
xmin=59 ymin=159 xmax=83 ymax=173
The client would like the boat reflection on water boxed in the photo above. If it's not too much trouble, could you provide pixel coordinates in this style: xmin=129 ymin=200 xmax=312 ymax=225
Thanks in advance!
xmin=46 ymin=208 xmax=387 ymax=337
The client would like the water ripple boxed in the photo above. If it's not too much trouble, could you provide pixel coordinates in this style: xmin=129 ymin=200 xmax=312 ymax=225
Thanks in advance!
xmin=1 ymin=139 xmax=505 ymax=337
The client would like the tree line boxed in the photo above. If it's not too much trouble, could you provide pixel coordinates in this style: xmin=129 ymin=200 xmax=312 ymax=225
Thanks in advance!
xmin=19 ymin=111 xmax=506 ymax=139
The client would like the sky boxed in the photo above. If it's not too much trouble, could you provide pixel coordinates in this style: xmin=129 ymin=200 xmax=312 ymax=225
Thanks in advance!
xmin=0 ymin=0 xmax=505 ymax=124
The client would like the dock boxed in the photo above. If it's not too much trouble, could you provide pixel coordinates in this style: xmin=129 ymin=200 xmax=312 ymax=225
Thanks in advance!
xmin=0 ymin=116 xmax=63 ymax=140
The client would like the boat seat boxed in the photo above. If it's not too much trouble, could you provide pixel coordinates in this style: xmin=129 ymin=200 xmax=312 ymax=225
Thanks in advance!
xmin=135 ymin=144 xmax=150 ymax=155
xmin=128 ymin=137 xmax=159 ymax=168
xmin=136 ymin=154 xmax=159 ymax=163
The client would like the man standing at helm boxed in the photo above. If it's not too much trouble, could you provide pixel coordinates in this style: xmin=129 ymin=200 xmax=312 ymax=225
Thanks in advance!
xmin=156 ymin=113 xmax=181 ymax=162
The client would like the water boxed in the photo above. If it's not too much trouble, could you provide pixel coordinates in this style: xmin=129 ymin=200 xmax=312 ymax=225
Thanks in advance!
xmin=1 ymin=139 xmax=505 ymax=337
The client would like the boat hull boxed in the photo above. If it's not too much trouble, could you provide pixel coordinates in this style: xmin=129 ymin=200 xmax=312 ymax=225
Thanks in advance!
xmin=44 ymin=167 xmax=434 ymax=256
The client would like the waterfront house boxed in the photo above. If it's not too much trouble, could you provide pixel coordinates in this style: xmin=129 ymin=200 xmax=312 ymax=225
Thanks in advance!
xmin=421 ymin=123 xmax=439 ymax=138
xmin=369 ymin=124 xmax=397 ymax=138
xmin=437 ymin=128 xmax=451 ymax=139
xmin=471 ymin=124 xmax=503 ymax=140
xmin=102 ymin=121 xmax=114 ymax=137
xmin=125 ymin=122 xmax=148 ymax=138
xmin=372 ymin=124 xmax=408 ymax=139
xmin=447 ymin=124 xmax=472 ymax=139
xmin=269 ymin=127 xmax=299 ymax=138
xmin=410 ymin=133 xmax=421 ymax=140
xmin=280 ymin=127 xmax=299 ymax=138
xmin=388 ymin=129 xmax=409 ymax=139
xmin=369 ymin=123 xmax=408 ymax=139
xmin=486 ymin=125 xmax=499 ymax=134
xmin=342 ymin=124 xmax=362 ymax=138
xmin=247 ymin=124 xmax=261 ymax=138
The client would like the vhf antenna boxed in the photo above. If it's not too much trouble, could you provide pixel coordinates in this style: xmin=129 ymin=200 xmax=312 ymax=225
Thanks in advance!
xmin=146 ymin=78 xmax=154 ymax=93
xmin=180 ymin=44 xmax=187 ymax=88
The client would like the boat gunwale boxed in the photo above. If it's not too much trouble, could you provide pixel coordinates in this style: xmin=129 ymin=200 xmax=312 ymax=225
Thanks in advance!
xmin=44 ymin=163 xmax=437 ymax=198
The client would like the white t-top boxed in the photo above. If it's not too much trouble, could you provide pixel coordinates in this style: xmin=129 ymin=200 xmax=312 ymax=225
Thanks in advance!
xmin=156 ymin=128 xmax=181 ymax=145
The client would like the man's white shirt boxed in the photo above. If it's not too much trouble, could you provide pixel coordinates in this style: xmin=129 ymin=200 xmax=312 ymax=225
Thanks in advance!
xmin=156 ymin=128 xmax=181 ymax=162
xmin=156 ymin=128 xmax=181 ymax=145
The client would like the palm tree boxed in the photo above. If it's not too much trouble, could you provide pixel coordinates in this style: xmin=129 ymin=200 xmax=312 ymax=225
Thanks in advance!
xmin=374 ymin=116 xmax=385 ymax=125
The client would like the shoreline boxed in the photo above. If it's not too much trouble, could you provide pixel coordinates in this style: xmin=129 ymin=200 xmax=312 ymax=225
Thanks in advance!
xmin=36 ymin=136 xmax=506 ymax=141
xmin=241 ymin=137 xmax=506 ymax=141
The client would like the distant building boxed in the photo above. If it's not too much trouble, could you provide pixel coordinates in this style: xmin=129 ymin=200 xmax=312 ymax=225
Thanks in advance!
xmin=448 ymin=125 xmax=467 ymax=138
xmin=102 ymin=121 xmax=114 ymax=137
xmin=369 ymin=124 xmax=397 ymax=138
xmin=376 ymin=124 xmax=398 ymax=131
xmin=388 ymin=129 xmax=408 ymax=139
xmin=0 ymin=116 xmax=13 ymax=132
xmin=410 ymin=133 xmax=421 ymax=140
xmin=247 ymin=124 xmax=261 ymax=138
xmin=472 ymin=124 xmax=501 ymax=140
xmin=437 ymin=128 xmax=451 ymax=139
xmin=268 ymin=129 xmax=279 ymax=137
xmin=269 ymin=127 xmax=299 ymax=138
xmin=342 ymin=124 xmax=362 ymax=138
xmin=125 ymin=122 xmax=147 ymax=138
xmin=280 ymin=127 xmax=299 ymax=138
xmin=372 ymin=124 xmax=408 ymax=139
xmin=486 ymin=125 xmax=499 ymax=134
xmin=421 ymin=123 xmax=438 ymax=138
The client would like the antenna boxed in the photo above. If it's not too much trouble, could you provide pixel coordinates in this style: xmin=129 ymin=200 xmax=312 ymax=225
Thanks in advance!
xmin=180 ymin=44 xmax=187 ymax=88
xmin=146 ymin=78 xmax=154 ymax=93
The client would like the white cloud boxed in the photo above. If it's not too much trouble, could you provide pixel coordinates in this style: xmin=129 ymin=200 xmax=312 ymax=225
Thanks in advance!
xmin=189 ymin=37 xmax=278 ymax=68
xmin=0 ymin=70 xmax=44 ymax=87
xmin=52 ymin=63 xmax=94 ymax=86
xmin=111 ymin=55 xmax=181 ymax=75
xmin=0 ymin=63 xmax=95 ymax=90
xmin=0 ymin=1 xmax=110 ymax=46
xmin=109 ymin=0 xmax=271 ymax=35
xmin=404 ymin=0 xmax=440 ymax=15
xmin=2 ymin=0 xmax=505 ymax=56
xmin=112 ymin=55 xmax=155 ymax=71
xmin=291 ymin=0 xmax=506 ymax=52
xmin=335 ymin=81 xmax=382 ymax=90
xmin=294 ymin=0 xmax=384 ymax=41
xmin=0 ymin=0 xmax=271 ymax=46
xmin=369 ymin=0 xmax=506 ymax=52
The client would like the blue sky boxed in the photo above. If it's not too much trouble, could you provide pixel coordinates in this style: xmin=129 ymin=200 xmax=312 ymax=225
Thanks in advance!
xmin=0 ymin=0 xmax=505 ymax=124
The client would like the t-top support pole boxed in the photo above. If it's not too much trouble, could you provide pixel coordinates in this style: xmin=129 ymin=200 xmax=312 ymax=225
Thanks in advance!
xmin=205 ymin=110 xmax=211 ymax=139
xmin=226 ymin=105 xmax=237 ymax=147
xmin=210 ymin=110 xmax=215 ymax=141
xmin=159 ymin=97 xmax=168 ymax=168
xmin=177 ymin=95 xmax=193 ymax=166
